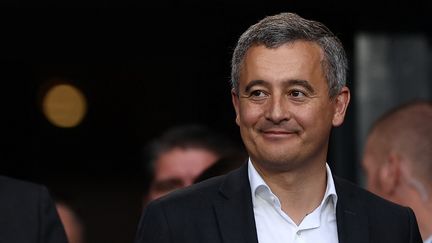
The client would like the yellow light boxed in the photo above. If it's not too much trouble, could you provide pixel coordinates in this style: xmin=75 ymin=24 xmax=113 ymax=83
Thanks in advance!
xmin=42 ymin=84 xmax=87 ymax=128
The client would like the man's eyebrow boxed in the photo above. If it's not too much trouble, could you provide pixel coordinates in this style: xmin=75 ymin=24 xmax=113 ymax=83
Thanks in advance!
xmin=244 ymin=80 xmax=266 ymax=93
xmin=284 ymin=79 xmax=315 ymax=94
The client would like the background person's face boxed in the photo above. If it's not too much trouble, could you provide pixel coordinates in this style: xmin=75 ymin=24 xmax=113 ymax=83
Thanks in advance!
xmin=148 ymin=148 xmax=218 ymax=200
xmin=232 ymin=41 xmax=342 ymax=172
xmin=56 ymin=203 xmax=85 ymax=243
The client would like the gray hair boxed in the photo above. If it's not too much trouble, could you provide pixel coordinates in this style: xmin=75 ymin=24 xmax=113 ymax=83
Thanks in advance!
xmin=231 ymin=12 xmax=347 ymax=98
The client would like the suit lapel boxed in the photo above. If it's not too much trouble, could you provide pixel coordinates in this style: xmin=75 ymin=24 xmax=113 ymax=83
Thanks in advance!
xmin=213 ymin=164 xmax=259 ymax=243
xmin=335 ymin=177 xmax=369 ymax=243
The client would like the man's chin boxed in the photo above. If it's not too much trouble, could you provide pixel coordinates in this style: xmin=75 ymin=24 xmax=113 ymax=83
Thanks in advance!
xmin=252 ymin=153 xmax=303 ymax=172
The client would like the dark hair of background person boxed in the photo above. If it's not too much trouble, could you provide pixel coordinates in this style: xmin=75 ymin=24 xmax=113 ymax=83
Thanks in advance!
xmin=194 ymin=154 xmax=246 ymax=183
xmin=141 ymin=124 xmax=245 ymax=195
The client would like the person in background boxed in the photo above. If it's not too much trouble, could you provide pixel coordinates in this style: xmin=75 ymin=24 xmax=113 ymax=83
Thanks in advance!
xmin=0 ymin=175 xmax=68 ymax=242
xmin=142 ymin=124 xmax=243 ymax=202
xmin=56 ymin=201 xmax=86 ymax=243
xmin=194 ymin=154 xmax=246 ymax=183
xmin=363 ymin=100 xmax=432 ymax=243
xmin=135 ymin=12 xmax=421 ymax=243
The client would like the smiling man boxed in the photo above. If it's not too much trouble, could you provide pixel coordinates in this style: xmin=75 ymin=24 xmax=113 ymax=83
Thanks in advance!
xmin=134 ymin=12 xmax=422 ymax=243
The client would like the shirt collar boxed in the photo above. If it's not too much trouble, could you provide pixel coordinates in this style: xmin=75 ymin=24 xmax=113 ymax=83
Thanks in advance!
xmin=425 ymin=235 xmax=432 ymax=243
xmin=248 ymin=158 xmax=338 ymax=212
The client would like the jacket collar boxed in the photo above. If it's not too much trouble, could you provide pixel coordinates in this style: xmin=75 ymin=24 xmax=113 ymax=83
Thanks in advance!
xmin=334 ymin=177 xmax=369 ymax=243
xmin=214 ymin=163 xmax=259 ymax=243
xmin=214 ymin=164 xmax=370 ymax=243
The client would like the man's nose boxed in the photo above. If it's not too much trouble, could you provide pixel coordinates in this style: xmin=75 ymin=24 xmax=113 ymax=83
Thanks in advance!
xmin=265 ymin=95 xmax=291 ymax=124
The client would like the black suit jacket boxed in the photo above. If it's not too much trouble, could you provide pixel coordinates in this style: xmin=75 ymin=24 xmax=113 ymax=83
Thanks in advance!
xmin=0 ymin=176 xmax=68 ymax=243
xmin=135 ymin=164 xmax=422 ymax=243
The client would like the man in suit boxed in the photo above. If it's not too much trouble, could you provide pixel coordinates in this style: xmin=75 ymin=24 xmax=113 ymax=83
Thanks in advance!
xmin=362 ymin=100 xmax=432 ymax=242
xmin=134 ymin=12 xmax=422 ymax=243
xmin=0 ymin=176 xmax=68 ymax=243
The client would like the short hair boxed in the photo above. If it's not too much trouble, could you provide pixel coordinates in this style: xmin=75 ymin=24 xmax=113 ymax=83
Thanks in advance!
xmin=368 ymin=100 xmax=432 ymax=183
xmin=231 ymin=12 xmax=347 ymax=98
xmin=142 ymin=124 xmax=242 ymax=178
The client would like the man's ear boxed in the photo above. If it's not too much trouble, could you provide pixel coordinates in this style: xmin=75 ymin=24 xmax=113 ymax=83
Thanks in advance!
xmin=231 ymin=89 xmax=240 ymax=126
xmin=379 ymin=153 xmax=400 ymax=196
xmin=332 ymin=86 xmax=350 ymax=127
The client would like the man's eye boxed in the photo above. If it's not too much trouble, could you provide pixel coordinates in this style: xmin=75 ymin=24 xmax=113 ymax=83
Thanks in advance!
xmin=290 ymin=90 xmax=306 ymax=98
xmin=250 ymin=90 xmax=266 ymax=97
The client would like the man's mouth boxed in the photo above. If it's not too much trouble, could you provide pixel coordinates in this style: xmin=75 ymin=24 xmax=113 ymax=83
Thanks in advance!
xmin=260 ymin=129 xmax=298 ymax=138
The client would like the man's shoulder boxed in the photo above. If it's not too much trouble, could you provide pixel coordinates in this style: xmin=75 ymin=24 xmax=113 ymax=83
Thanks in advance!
xmin=150 ymin=166 xmax=247 ymax=211
xmin=0 ymin=177 xmax=68 ymax=242
xmin=0 ymin=175 xmax=48 ymax=202
xmin=157 ymin=173 xmax=228 ymax=205
xmin=0 ymin=176 xmax=51 ymax=224
xmin=334 ymin=176 xmax=411 ymax=213
xmin=334 ymin=176 xmax=422 ymax=242
xmin=0 ymin=175 xmax=44 ymax=190
xmin=136 ymin=171 xmax=242 ymax=243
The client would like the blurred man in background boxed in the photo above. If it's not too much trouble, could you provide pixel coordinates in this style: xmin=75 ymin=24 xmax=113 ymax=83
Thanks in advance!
xmin=56 ymin=201 xmax=86 ymax=243
xmin=142 ymin=124 xmax=244 ymax=202
xmin=363 ymin=100 xmax=432 ymax=242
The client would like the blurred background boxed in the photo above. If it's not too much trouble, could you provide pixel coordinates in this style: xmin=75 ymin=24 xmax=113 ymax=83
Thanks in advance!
xmin=1 ymin=2 xmax=432 ymax=242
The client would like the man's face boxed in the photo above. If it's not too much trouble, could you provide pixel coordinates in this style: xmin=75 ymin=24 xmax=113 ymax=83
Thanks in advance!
xmin=148 ymin=148 xmax=218 ymax=201
xmin=232 ymin=41 xmax=349 ymax=172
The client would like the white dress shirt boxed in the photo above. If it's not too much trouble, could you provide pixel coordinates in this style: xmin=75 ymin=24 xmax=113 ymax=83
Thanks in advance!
xmin=425 ymin=235 xmax=432 ymax=243
xmin=248 ymin=159 xmax=339 ymax=243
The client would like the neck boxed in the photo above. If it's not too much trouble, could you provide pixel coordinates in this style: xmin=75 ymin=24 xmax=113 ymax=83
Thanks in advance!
xmin=254 ymin=161 xmax=328 ymax=225
xmin=394 ymin=184 xmax=432 ymax=241
xmin=412 ymin=199 xmax=432 ymax=241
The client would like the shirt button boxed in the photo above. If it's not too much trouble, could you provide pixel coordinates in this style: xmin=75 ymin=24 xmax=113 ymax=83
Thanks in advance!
xmin=297 ymin=231 xmax=301 ymax=236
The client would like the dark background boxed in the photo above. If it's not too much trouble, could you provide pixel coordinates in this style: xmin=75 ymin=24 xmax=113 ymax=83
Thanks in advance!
xmin=1 ymin=2 xmax=431 ymax=243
